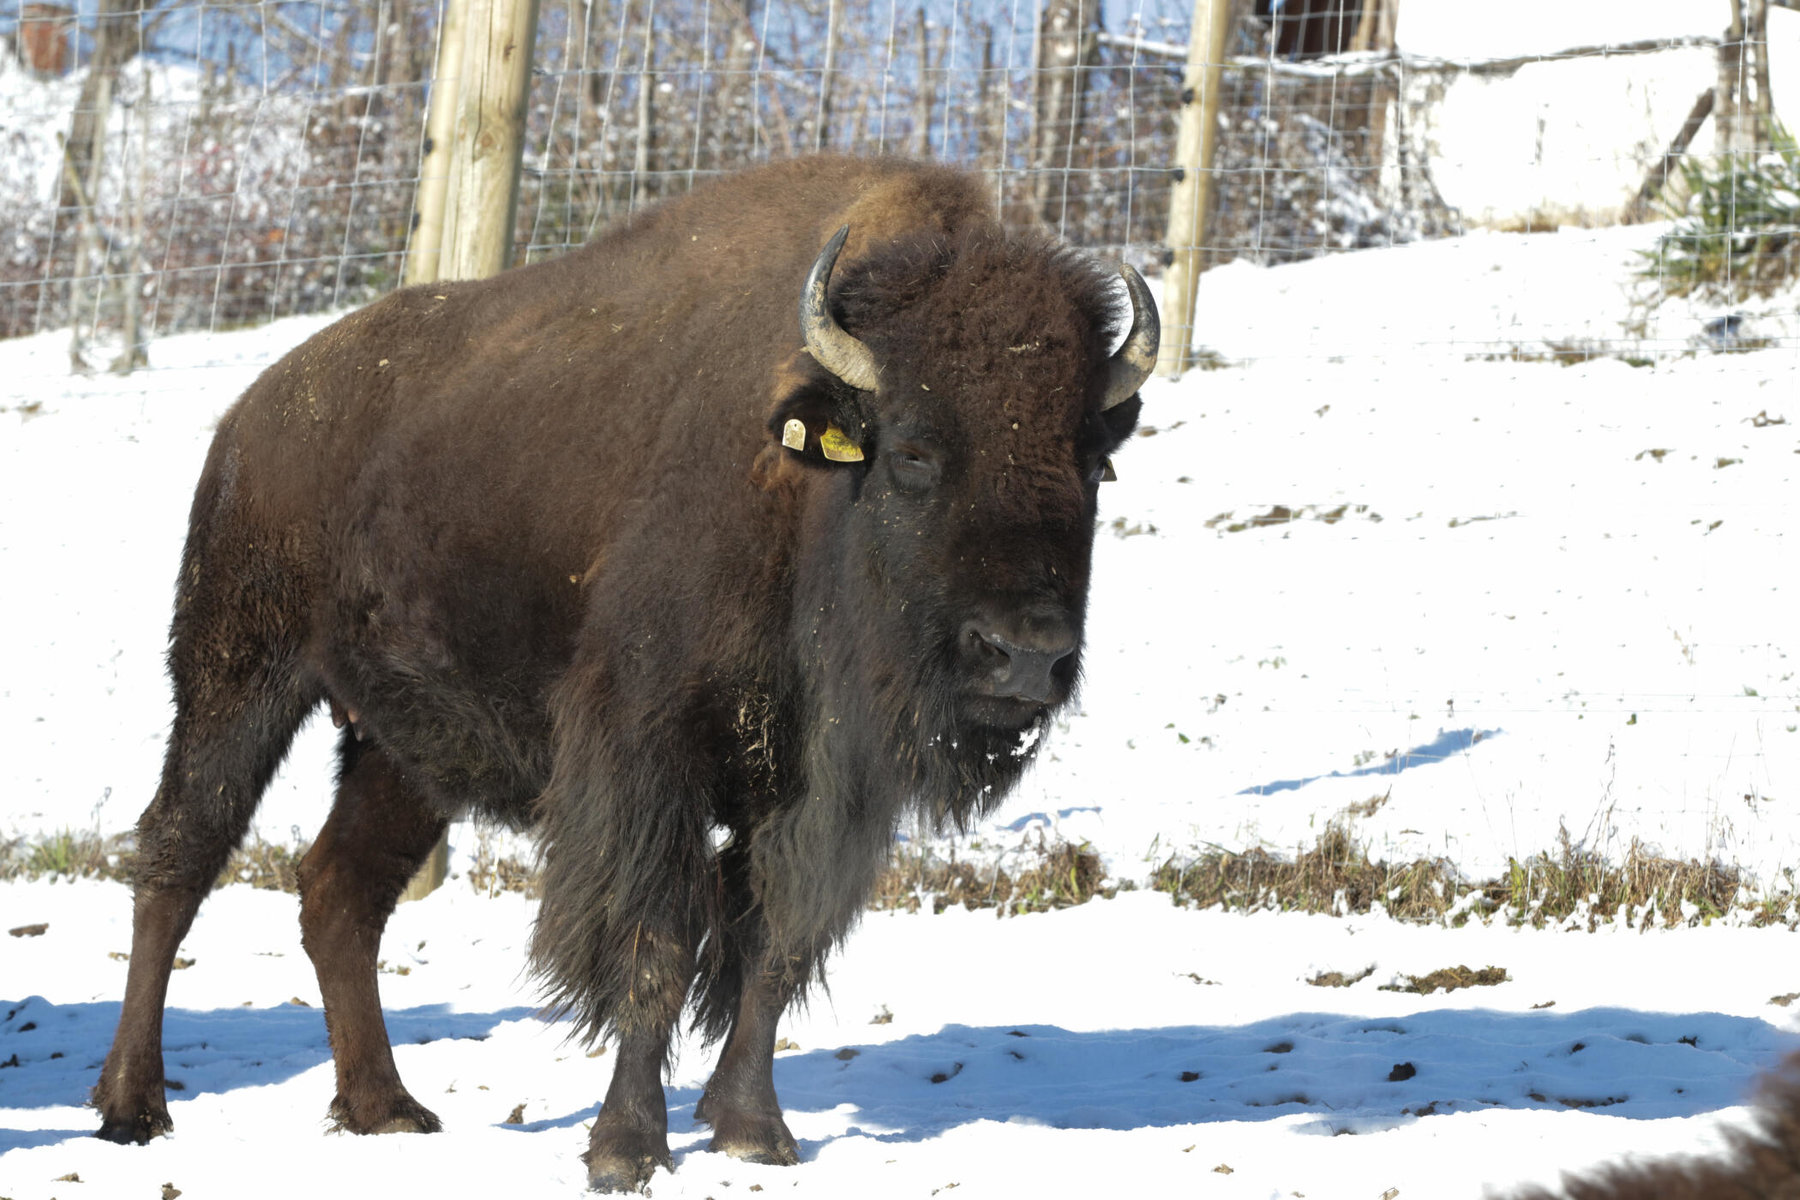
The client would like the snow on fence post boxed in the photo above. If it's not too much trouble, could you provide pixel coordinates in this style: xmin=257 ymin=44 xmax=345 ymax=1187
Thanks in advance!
xmin=1156 ymin=0 xmax=1235 ymax=378
xmin=398 ymin=0 xmax=539 ymax=903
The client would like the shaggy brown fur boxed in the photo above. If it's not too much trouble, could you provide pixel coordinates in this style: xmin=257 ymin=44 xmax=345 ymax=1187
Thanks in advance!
xmin=90 ymin=155 xmax=1152 ymax=1192
xmin=1505 ymin=1052 xmax=1800 ymax=1200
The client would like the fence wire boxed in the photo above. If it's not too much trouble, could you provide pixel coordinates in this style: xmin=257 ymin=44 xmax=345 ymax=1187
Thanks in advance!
xmin=0 ymin=0 xmax=1796 ymax=363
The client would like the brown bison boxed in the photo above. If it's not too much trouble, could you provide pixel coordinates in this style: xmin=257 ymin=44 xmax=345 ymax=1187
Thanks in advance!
xmin=91 ymin=155 xmax=1157 ymax=1191
xmin=1504 ymin=1050 xmax=1800 ymax=1200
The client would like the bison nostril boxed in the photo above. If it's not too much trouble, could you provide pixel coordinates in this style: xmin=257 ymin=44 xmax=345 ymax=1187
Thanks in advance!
xmin=960 ymin=621 xmax=1076 ymax=704
xmin=964 ymin=624 xmax=1010 ymax=665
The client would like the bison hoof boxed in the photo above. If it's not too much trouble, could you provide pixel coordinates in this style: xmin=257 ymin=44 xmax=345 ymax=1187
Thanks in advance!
xmin=708 ymin=1110 xmax=800 ymax=1166
xmin=584 ymin=1126 xmax=672 ymax=1194
xmin=326 ymin=1091 xmax=442 ymax=1135
xmin=94 ymin=1104 xmax=173 ymax=1145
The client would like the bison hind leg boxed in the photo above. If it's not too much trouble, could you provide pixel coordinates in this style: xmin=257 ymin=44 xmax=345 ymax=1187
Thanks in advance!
xmin=300 ymin=734 xmax=447 ymax=1136
xmin=95 ymin=556 xmax=323 ymax=1144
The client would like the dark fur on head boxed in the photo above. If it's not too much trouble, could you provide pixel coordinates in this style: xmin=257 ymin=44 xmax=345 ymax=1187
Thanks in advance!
xmin=814 ymin=226 xmax=1135 ymax=819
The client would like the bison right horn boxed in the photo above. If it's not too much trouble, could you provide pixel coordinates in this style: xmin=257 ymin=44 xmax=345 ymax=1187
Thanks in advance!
xmin=801 ymin=226 xmax=882 ymax=392
xmin=1100 ymin=265 xmax=1159 ymax=411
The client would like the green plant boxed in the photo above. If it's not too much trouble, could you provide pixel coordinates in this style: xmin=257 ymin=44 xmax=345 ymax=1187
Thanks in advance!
xmin=26 ymin=830 xmax=83 ymax=877
xmin=21 ymin=829 xmax=114 ymax=880
xmin=1642 ymin=123 xmax=1800 ymax=302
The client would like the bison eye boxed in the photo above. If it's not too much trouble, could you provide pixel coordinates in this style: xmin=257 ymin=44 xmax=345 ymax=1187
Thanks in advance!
xmin=888 ymin=447 xmax=941 ymax=493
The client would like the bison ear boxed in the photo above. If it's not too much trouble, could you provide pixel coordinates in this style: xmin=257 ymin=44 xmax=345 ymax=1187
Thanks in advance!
xmin=767 ymin=353 xmax=869 ymax=468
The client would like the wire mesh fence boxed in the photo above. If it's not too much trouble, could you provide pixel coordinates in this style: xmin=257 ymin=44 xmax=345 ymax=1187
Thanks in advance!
xmin=1 ymin=0 xmax=1796 ymax=365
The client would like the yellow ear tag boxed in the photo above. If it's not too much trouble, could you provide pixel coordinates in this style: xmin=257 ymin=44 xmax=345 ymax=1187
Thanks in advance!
xmin=1101 ymin=457 xmax=1118 ymax=482
xmin=819 ymin=425 xmax=864 ymax=463
xmin=781 ymin=418 xmax=807 ymax=451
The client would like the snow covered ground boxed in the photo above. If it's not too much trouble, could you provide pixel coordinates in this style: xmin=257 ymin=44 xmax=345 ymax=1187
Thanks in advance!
xmin=2 ymin=222 xmax=1797 ymax=1198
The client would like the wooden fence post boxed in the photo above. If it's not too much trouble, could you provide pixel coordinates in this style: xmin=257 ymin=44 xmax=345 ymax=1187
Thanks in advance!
xmin=403 ymin=0 xmax=464 ymax=286
xmin=399 ymin=0 xmax=539 ymax=901
xmin=1157 ymin=0 xmax=1235 ymax=378
xmin=443 ymin=0 xmax=541 ymax=282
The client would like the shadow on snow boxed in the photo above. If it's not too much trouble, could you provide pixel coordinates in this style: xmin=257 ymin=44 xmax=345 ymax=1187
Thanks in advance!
xmin=5 ymin=998 xmax=1794 ymax=1157
xmin=748 ymin=1006 xmax=1796 ymax=1151
xmin=1237 ymin=727 xmax=1503 ymax=797
xmin=0 ymin=995 xmax=537 ymax=1152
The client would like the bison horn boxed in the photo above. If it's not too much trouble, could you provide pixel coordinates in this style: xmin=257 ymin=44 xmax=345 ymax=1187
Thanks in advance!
xmin=1101 ymin=265 xmax=1159 ymax=411
xmin=801 ymin=226 xmax=882 ymax=392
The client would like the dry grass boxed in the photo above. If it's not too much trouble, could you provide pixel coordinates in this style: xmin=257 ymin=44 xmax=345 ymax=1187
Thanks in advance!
xmin=466 ymin=834 xmax=542 ymax=899
xmin=1380 ymin=965 xmax=1508 ymax=994
xmin=1204 ymin=504 xmax=1383 ymax=534
xmin=217 ymin=840 xmax=308 ymax=892
xmin=869 ymin=834 xmax=1112 ymax=916
xmin=0 ymin=830 xmax=309 ymax=891
xmin=1150 ymin=823 xmax=1463 ymax=922
xmin=1468 ymin=339 xmax=1661 ymax=369
xmin=1308 ymin=966 xmax=1376 ymax=988
xmin=0 ymin=820 xmax=1775 ymax=933
xmin=1147 ymin=821 xmax=1764 ymax=931
xmin=1479 ymin=827 xmax=1748 ymax=931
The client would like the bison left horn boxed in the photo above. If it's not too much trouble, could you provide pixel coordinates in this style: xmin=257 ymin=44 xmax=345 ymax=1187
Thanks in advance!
xmin=1101 ymin=265 xmax=1159 ymax=411
xmin=801 ymin=226 xmax=882 ymax=392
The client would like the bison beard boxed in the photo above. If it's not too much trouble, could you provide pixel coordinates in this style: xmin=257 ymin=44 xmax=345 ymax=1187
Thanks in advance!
xmin=89 ymin=156 xmax=1156 ymax=1191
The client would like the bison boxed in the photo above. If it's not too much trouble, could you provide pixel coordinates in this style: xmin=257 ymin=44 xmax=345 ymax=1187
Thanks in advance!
xmin=92 ymin=154 xmax=1158 ymax=1191
xmin=1505 ymin=1051 xmax=1800 ymax=1199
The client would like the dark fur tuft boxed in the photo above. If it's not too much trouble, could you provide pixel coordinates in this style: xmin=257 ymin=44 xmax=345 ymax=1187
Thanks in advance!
xmin=1503 ymin=1051 xmax=1800 ymax=1200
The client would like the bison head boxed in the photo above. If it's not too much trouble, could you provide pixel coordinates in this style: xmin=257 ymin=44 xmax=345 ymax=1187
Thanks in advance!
xmin=766 ymin=224 xmax=1156 ymax=825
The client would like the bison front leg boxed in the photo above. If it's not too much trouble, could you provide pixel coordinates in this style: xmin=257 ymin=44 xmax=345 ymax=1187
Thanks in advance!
xmin=298 ymin=735 xmax=447 ymax=1135
xmin=690 ymin=789 xmax=894 ymax=1168
xmin=583 ymin=927 xmax=693 ymax=1193
xmin=693 ymin=964 xmax=800 ymax=1166
xmin=585 ymin=1027 xmax=676 ymax=1192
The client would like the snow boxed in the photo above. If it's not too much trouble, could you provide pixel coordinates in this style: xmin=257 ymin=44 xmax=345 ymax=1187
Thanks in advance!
xmin=1376 ymin=6 xmax=1800 ymax=229
xmin=1409 ymin=48 xmax=1720 ymax=228
xmin=2 ymin=221 xmax=1798 ymax=1198
xmin=8 ymin=886 xmax=1800 ymax=1198
xmin=1395 ymin=0 xmax=1711 ymax=60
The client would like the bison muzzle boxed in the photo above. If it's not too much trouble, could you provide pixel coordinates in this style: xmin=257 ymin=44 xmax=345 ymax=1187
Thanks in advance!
xmin=91 ymin=155 xmax=1157 ymax=1191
